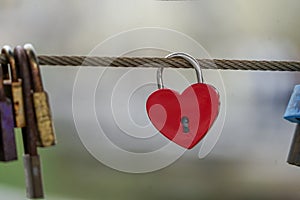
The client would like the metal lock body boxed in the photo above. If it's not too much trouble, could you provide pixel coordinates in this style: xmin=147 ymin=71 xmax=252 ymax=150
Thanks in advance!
xmin=33 ymin=92 xmax=55 ymax=146
xmin=23 ymin=154 xmax=44 ymax=198
xmin=284 ymin=85 xmax=300 ymax=123
xmin=0 ymin=99 xmax=17 ymax=161
xmin=0 ymin=52 xmax=17 ymax=162
xmin=287 ymin=124 xmax=300 ymax=166
xmin=24 ymin=44 xmax=56 ymax=147
xmin=14 ymin=46 xmax=44 ymax=199
xmin=1 ymin=46 xmax=26 ymax=128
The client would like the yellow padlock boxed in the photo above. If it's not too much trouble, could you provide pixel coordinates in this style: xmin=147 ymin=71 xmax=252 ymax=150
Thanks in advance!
xmin=24 ymin=44 xmax=56 ymax=147
xmin=1 ymin=45 xmax=26 ymax=128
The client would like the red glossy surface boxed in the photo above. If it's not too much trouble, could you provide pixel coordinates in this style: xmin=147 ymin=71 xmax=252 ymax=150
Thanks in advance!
xmin=146 ymin=83 xmax=219 ymax=149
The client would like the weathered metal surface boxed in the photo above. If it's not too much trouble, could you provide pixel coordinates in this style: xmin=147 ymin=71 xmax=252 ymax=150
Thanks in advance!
xmin=24 ymin=44 xmax=56 ymax=147
xmin=288 ymin=124 xmax=300 ymax=166
xmin=33 ymin=92 xmax=55 ymax=147
xmin=23 ymin=154 xmax=44 ymax=199
xmin=14 ymin=46 xmax=44 ymax=199
xmin=2 ymin=46 xmax=26 ymax=128
xmin=14 ymin=46 xmax=38 ymax=155
xmin=0 ymin=100 xmax=17 ymax=162
xmin=11 ymin=81 xmax=26 ymax=127
xmin=0 ymin=49 xmax=17 ymax=162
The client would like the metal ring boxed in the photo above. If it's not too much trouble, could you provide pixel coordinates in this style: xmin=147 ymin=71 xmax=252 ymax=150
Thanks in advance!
xmin=157 ymin=52 xmax=204 ymax=89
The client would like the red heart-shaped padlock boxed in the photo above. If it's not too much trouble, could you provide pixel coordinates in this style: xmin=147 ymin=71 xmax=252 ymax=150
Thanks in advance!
xmin=146 ymin=83 xmax=219 ymax=149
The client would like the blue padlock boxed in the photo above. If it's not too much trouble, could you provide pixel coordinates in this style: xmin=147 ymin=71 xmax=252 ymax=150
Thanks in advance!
xmin=284 ymin=85 xmax=300 ymax=123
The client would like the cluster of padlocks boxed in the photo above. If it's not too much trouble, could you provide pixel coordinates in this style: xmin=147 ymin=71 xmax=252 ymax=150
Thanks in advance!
xmin=0 ymin=44 xmax=55 ymax=199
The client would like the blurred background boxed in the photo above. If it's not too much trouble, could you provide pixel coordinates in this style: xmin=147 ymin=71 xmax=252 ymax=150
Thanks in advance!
xmin=1 ymin=0 xmax=300 ymax=199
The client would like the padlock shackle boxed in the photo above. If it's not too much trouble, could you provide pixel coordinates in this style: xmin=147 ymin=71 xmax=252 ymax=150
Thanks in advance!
xmin=0 ymin=65 xmax=6 ymax=101
xmin=14 ymin=46 xmax=38 ymax=156
xmin=1 ymin=46 xmax=18 ymax=82
xmin=24 ymin=44 xmax=44 ymax=93
xmin=157 ymin=52 xmax=204 ymax=89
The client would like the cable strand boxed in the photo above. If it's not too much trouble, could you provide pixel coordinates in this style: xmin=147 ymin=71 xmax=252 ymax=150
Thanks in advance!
xmin=1 ymin=54 xmax=300 ymax=71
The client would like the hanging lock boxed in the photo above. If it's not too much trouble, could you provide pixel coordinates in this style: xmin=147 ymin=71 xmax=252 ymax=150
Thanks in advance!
xmin=283 ymin=85 xmax=300 ymax=166
xmin=2 ymin=46 xmax=26 ymax=128
xmin=14 ymin=45 xmax=44 ymax=199
xmin=0 ymin=51 xmax=17 ymax=162
xmin=284 ymin=85 xmax=300 ymax=123
xmin=24 ymin=44 xmax=56 ymax=147
xmin=146 ymin=52 xmax=220 ymax=149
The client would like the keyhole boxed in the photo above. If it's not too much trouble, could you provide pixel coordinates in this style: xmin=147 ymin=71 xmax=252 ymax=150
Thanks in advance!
xmin=181 ymin=116 xmax=190 ymax=133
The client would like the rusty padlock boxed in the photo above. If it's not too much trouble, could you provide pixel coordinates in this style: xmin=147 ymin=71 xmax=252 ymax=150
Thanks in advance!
xmin=1 ymin=45 xmax=26 ymax=128
xmin=24 ymin=44 xmax=56 ymax=147
xmin=14 ymin=45 xmax=44 ymax=199
xmin=0 ymin=51 xmax=17 ymax=162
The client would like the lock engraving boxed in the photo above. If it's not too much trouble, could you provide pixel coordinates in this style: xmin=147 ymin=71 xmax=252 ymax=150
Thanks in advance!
xmin=181 ymin=116 xmax=190 ymax=133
